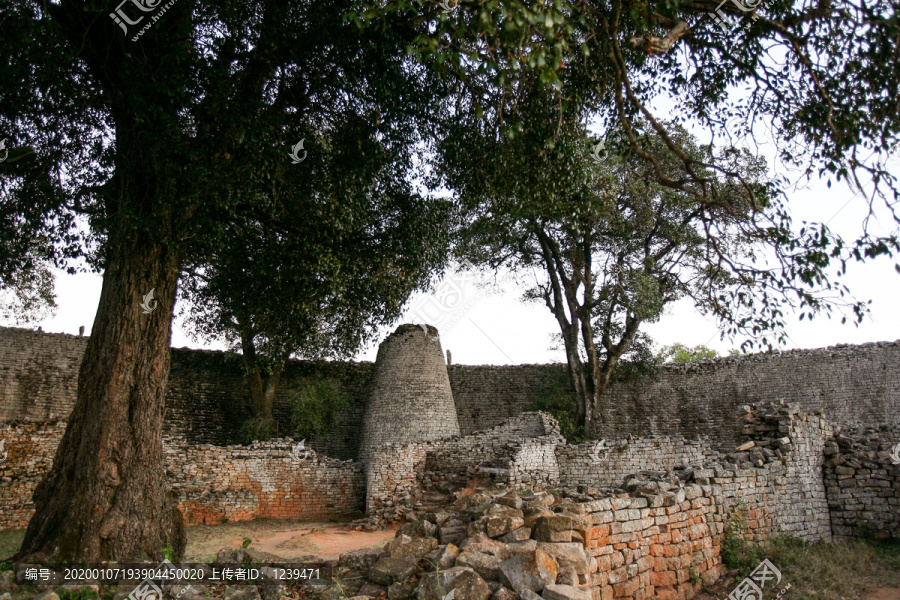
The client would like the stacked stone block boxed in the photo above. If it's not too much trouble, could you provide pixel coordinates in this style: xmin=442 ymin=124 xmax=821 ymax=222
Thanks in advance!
xmin=823 ymin=424 xmax=900 ymax=540
xmin=166 ymin=438 xmax=365 ymax=524
xmin=359 ymin=324 xmax=461 ymax=463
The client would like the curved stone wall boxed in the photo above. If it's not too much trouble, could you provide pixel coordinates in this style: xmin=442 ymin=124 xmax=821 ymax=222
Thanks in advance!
xmin=358 ymin=324 xmax=460 ymax=462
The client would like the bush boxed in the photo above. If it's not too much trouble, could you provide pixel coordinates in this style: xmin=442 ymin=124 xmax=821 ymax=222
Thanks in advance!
xmin=528 ymin=370 xmax=582 ymax=443
xmin=239 ymin=415 xmax=278 ymax=444
xmin=288 ymin=378 xmax=349 ymax=440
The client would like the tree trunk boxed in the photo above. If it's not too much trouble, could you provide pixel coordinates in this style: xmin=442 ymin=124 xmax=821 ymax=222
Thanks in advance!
xmin=17 ymin=207 xmax=185 ymax=563
xmin=240 ymin=329 xmax=284 ymax=427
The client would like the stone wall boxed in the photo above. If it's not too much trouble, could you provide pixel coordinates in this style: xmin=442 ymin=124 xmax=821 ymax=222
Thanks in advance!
xmin=823 ymin=425 xmax=900 ymax=541
xmin=0 ymin=421 xmax=66 ymax=528
xmin=556 ymin=436 xmax=715 ymax=490
xmin=3 ymin=327 xmax=900 ymax=457
xmin=0 ymin=426 xmax=364 ymax=528
xmin=366 ymin=412 xmax=560 ymax=518
xmin=166 ymin=440 xmax=365 ymax=525
xmin=595 ymin=341 xmax=900 ymax=446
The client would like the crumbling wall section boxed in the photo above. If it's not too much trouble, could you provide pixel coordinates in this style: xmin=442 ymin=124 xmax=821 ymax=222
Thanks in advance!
xmin=166 ymin=439 xmax=365 ymax=525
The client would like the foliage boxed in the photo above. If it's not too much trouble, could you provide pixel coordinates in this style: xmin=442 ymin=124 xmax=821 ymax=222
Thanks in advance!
xmin=658 ymin=343 xmax=719 ymax=363
xmin=0 ymin=248 xmax=56 ymax=326
xmin=365 ymin=0 xmax=900 ymax=273
xmin=288 ymin=379 xmax=350 ymax=442
xmin=721 ymin=503 xmax=756 ymax=574
xmin=528 ymin=370 xmax=582 ymax=443
xmin=159 ymin=545 xmax=174 ymax=562
xmin=239 ymin=416 xmax=279 ymax=445
xmin=446 ymin=113 xmax=839 ymax=435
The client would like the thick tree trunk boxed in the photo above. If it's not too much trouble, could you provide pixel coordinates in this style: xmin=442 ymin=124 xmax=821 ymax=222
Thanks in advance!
xmin=17 ymin=218 xmax=185 ymax=563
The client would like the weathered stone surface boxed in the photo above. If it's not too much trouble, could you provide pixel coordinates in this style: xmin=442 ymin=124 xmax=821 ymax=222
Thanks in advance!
xmin=368 ymin=557 xmax=418 ymax=586
xmin=532 ymin=517 xmax=573 ymax=543
xmin=485 ymin=507 xmax=525 ymax=539
xmin=505 ymin=540 xmax=538 ymax=555
xmin=498 ymin=527 xmax=532 ymax=543
xmin=416 ymin=567 xmax=491 ymax=600
xmin=460 ymin=534 xmax=513 ymax=560
xmin=423 ymin=544 xmax=461 ymax=571
xmin=389 ymin=582 xmax=416 ymax=600
xmin=342 ymin=547 xmax=385 ymax=570
xmin=386 ymin=535 xmax=440 ymax=563
xmin=736 ymin=441 xmax=756 ymax=452
xmin=401 ymin=520 xmax=439 ymax=539
xmin=541 ymin=583 xmax=591 ymax=600
xmin=359 ymin=582 xmax=388 ymax=597
xmin=498 ymin=549 xmax=559 ymax=594
xmin=555 ymin=566 xmax=578 ymax=586
xmin=33 ymin=593 xmax=60 ymax=600
xmin=491 ymin=586 xmax=519 ymax=600
xmin=457 ymin=550 xmax=503 ymax=581
xmin=536 ymin=543 xmax=590 ymax=575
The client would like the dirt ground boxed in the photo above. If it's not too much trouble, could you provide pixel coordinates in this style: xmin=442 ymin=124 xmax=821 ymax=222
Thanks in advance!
xmin=182 ymin=519 xmax=398 ymax=562
xmin=0 ymin=520 xmax=398 ymax=564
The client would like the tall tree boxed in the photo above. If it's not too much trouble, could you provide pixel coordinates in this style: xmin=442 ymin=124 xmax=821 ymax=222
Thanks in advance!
xmin=444 ymin=106 xmax=866 ymax=436
xmin=1 ymin=0 xmax=450 ymax=562
xmin=179 ymin=153 xmax=452 ymax=433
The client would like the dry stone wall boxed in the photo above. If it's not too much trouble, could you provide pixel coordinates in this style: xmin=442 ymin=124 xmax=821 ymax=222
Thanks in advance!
xmin=823 ymin=425 xmax=900 ymax=541
xmin=556 ymin=436 xmax=715 ymax=490
xmin=3 ymin=327 xmax=899 ymax=458
xmin=166 ymin=439 xmax=364 ymax=525
xmin=595 ymin=341 xmax=900 ymax=447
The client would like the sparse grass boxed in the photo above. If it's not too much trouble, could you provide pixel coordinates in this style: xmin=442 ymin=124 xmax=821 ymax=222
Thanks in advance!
xmin=717 ymin=533 xmax=900 ymax=600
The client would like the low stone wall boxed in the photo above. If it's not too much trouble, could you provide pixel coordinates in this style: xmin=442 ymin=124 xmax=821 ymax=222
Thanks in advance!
xmin=823 ymin=425 xmax=900 ymax=541
xmin=0 ymin=426 xmax=364 ymax=529
xmin=166 ymin=439 xmax=365 ymax=525
xmin=556 ymin=436 xmax=715 ymax=490
xmin=366 ymin=413 xmax=560 ymax=518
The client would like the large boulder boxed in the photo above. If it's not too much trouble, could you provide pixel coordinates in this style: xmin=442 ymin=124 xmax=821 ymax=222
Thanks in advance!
xmin=498 ymin=550 xmax=558 ymax=594
xmin=341 ymin=548 xmax=385 ymax=570
xmin=456 ymin=550 xmax=503 ymax=582
xmin=423 ymin=544 xmax=461 ymax=571
xmin=540 ymin=584 xmax=591 ymax=600
xmin=385 ymin=535 xmax=440 ymax=563
xmin=532 ymin=517 xmax=573 ymax=543
xmin=416 ymin=567 xmax=491 ymax=600
xmin=535 ymin=543 xmax=590 ymax=576
xmin=460 ymin=534 xmax=513 ymax=561
xmin=368 ymin=557 xmax=418 ymax=586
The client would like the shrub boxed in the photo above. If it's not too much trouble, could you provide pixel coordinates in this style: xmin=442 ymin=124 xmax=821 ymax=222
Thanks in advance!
xmin=288 ymin=378 xmax=349 ymax=441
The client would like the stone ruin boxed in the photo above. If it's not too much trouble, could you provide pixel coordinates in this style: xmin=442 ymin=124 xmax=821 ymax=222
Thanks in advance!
xmin=0 ymin=324 xmax=899 ymax=600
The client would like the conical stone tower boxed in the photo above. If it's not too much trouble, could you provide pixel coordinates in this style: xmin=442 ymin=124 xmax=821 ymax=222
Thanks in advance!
xmin=359 ymin=323 xmax=460 ymax=462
